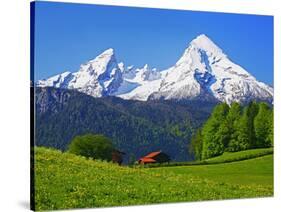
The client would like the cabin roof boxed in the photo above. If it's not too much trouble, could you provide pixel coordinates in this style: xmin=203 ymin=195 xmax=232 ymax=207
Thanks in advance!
xmin=143 ymin=151 xmax=162 ymax=158
xmin=139 ymin=158 xmax=156 ymax=163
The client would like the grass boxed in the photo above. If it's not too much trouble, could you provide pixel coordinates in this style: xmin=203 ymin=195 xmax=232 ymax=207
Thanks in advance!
xmin=150 ymin=155 xmax=273 ymax=186
xmin=205 ymin=148 xmax=273 ymax=164
xmin=142 ymin=147 xmax=273 ymax=168
xmin=34 ymin=147 xmax=273 ymax=211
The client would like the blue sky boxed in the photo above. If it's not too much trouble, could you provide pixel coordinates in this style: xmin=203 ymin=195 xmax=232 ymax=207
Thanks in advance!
xmin=34 ymin=1 xmax=273 ymax=85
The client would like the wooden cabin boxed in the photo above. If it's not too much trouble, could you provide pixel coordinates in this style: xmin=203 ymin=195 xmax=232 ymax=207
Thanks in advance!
xmin=138 ymin=151 xmax=170 ymax=165
xmin=112 ymin=150 xmax=125 ymax=165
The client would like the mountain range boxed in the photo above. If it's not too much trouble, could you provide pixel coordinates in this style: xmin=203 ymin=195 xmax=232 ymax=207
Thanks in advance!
xmin=37 ymin=34 xmax=273 ymax=104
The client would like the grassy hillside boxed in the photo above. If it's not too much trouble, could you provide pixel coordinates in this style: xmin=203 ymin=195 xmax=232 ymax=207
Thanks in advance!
xmin=35 ymin=147 xmax=273 ymax=211
xmin=151 ymin=155 xmax=273 ymax=186
xmin=144 ymin=148 xmax=273 ymax=168
xmin=205 ymin=148 xmax=273 ymax=164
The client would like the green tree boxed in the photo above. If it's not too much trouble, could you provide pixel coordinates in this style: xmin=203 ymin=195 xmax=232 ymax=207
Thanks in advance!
xmin=68 ymin=134 xmax=114 ymax=161
xmin=189 ymin=129 xmax=203 ymax=161
xmin=268 ymin=110 xmax=274 ymax=146
xmin=254 ymin=102 xmax=272 ymax=148
xmin=201 ymin=103 xmax=229 ymax=159
xmin=228 ymin=115 xmax=250 ymax=152
xmin=268 ymin=110 xmax=273 ymax=146
xmin=246 ymin=101 xmax=259 ymax=148
xmin=219 ymin=102 xmax=242 ymax=150
xmin=228 ymin=102 xmax=258 ymax=151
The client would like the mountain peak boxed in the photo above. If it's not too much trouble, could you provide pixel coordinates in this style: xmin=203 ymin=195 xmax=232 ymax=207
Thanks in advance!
xmin=80 ymin=48 xmax=116 ymax=72
xmin=95 ymin=48 xmax=115 ymax=60
xmin=143 ymin=64 xmax=149 ymax=70
xmin=176 ymin=34 xmax=225 ymax=66
xmin=192 ymin=34 xmax=211 ymax=43
xmin=100 ymin=48 xmax=114 ymax=56
xmin=118 ymin=62 xmax=125 ymax=72
xmin=190 ymin=34 xmax=223 ymax=55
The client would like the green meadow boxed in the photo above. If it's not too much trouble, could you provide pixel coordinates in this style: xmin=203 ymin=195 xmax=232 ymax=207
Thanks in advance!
xmin=34 ymin=147 xmax=273 ymax=211
xmin=151 ymin=154 xmax=273 ymax=186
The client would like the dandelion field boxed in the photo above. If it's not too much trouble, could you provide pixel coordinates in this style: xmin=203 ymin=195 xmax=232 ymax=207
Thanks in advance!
xmin=34 ymin=147 xmax=273 ymax=211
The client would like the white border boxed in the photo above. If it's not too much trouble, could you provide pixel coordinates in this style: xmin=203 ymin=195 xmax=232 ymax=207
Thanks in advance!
xmin=0 ymin=0 xmax=280 ymax=211
xmin=34 ymin=0 xmax=278 ymax=15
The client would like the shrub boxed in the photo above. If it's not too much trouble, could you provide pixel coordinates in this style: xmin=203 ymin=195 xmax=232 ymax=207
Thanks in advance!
xmin=68 ymin=134 xmax=114 ymax=161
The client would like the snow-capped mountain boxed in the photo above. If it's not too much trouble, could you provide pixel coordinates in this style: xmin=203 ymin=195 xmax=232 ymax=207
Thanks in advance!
xmin=148 ymin=34 xmax=273 ymax=104
xmin=37 ymin=34 xmax=273 ymax=104
xmin=38 ymin=48 xmax=123 ymax=97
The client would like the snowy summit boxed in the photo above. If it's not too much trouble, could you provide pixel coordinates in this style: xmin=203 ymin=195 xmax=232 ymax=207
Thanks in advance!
xmin=37 ymin=34 xmax=273 ymax=104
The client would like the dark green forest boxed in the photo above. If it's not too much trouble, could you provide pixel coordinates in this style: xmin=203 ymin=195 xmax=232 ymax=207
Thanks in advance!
xmin=35 ymin=87 xmax=273 ymax=163
xmin=190 ymin=102 xmax=273 ymax=160
xmin=35 ymin=87 xmax=216 ymax=162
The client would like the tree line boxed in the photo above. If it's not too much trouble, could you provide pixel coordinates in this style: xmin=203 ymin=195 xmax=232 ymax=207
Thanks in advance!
xmin=189 ymin=102 xmax=273 ymax=160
